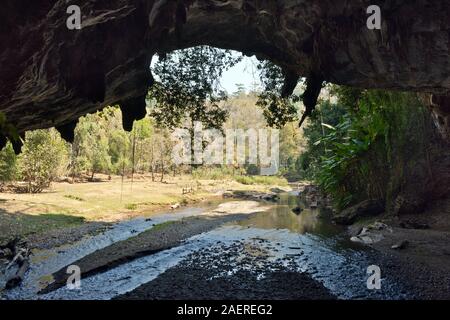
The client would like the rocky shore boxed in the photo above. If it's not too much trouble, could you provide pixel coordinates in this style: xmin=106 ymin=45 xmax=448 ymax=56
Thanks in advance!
xmin=118 ymin=241 xmax=336 ymax=300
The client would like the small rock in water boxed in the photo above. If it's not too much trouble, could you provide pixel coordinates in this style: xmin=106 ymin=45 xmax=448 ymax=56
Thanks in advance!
xmin=350 ymin=233 xmax=384 ymax=244
xmin=1 ymin=248 xmax=13 ymax=258
xmin=371 ymin=222 xmax=388 ymax=230
xmin=222 ymin=191 xmax=234 ymax=198
xmin=365 ymin=221 xmax=392 ymax=232
xmin=391 ymin=240 xmax=409 ymax=250
xmin=170 ymin=203 xmax=180 ymax=210
xmin=351 ymin=235 xmax=372 ymax=244
xmin=292 ymin=206 xmax=302 ymax=214
xmin=399 ymin=220 xmax=430 ymax=230
xmin=270 ymin=187 xmax=286 ymax=194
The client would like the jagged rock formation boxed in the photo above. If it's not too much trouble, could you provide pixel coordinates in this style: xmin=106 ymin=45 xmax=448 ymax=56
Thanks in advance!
xmin=423 ymin=95 xmax=450 ymax=141
xmin=0 ymin=0 xmax=449 ymax=142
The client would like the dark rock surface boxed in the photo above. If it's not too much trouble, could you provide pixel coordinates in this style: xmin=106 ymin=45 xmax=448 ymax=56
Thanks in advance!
xmin=333 ymin=199 xmax=385 ymax=225
xmin=1 ymin=1 xmax=449 ymax=140
xmin=119 ymin=268 xmax=336 ymax=300
xmin=0 ymin=238 xmax=30 ymax=290
xmin=117 ymin=241 xmax=336 ymax=300
xmin=39 ymin=213 xmax=250 ymax=295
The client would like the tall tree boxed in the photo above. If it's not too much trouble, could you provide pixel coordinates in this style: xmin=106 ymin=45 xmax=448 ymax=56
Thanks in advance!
xmin=149 ymin=46 xmax=242 ymax=165
xmin=19 ymin=129 xmax=68 ymax=193
xmin=0 ymin=143 xmax=17 ymax=186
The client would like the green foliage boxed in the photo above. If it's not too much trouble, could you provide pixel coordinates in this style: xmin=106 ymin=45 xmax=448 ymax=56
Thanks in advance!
xmin=223 ymin=92 xmax=304 ymax=179
xmin=256 ymin=61 xmax=300 ymax=128
xmin=297 ymin=99 xmax=347 ymax=179
xmin=108 ymin=128 xmax=131 ymax=174
xmin=149 ymin=46 xmax=242 ymax=131
xmin=0 ymin=112 xmax=20 ymax=142
xmin=0 ymin=143 xmax=17 ymax=184
xmin=64 ymin=194 xmax=85 ymax=201
xmin=151 ymin=221 xmax=176 ymax=231
xmin=125 ymin=203 xmax=138 ymax=210
xmin=74 ymin=113 xmax=112 ymax=179
xmin=234 ymin=175 xmax=288 ymax=186
xmin=192 ymin=166 xmax=241 ymax=180
xmin=302 ymin=86 xmax=435 ymax=210
xmin=314 ymin=115 xmax=371 ymax=209
xmin=19 ymin=129 xmax=68 ymax=193
xmin=0 ymin=213 xmax=85 ymax=243
xmin=191 ymin=166 xmax=287 ymax=186
xmin=148 ymin=47 xmax=243 ymax=168
xmin=68 ymin=107 xmax=171 ymax=179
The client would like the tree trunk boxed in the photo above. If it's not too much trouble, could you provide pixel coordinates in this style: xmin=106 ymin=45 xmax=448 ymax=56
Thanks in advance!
xmin=150 ymin=142 xmax=155 ymax=182
xmin=131 ymin=129 xmax=136 ymax=188
xmin=160 ymin=159 xmax=164 ymax=182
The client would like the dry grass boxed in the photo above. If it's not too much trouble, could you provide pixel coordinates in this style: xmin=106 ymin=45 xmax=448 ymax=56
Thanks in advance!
xmin=0 ymin=174 xmax=286 ymax=242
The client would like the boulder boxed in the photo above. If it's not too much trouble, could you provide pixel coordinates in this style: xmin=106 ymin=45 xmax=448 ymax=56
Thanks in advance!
xmin=350 ymin=234 xmax=384 ymax=245
xmin=270 ymin=187 xmax=287 ymax=194
xmin=333 ymin=200 xmax=385 ymax=225
xmin=399 ymin=220 xmax=430 ymax=230
xmin=170 ymin=203 xmax=180 ymax=210
xmin=393 ymin=195 xmax=426 ymax=216
xmin=391 ymin=240 xmax=410 ymax=250
xmin=225 ymin=190 xmax=279 ymax=202
xmin=350 ymin=221 xmax=390 ymax=244
xmin=222 ymin=191 xmax=234 ymax=198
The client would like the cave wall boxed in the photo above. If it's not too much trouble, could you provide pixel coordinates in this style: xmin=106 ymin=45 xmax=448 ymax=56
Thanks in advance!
xmin=425 ymin=95 xmax=450 ymax=141
xmin=0 ymin=0 xmax=449 ymax=140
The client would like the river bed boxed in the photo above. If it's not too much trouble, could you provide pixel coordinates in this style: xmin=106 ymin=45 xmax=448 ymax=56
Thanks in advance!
xmin=2 ymin=193 xmax=413 ymax=300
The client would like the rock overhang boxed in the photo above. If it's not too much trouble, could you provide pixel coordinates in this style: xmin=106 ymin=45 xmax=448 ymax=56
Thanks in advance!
xmin=0 ymin=0 xmax=449 ymax=142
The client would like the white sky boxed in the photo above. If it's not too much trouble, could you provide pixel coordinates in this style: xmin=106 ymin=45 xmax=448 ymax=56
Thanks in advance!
xmin=151 ymin=53 xmax=262 ymax=95
xmin=219 ymin=55 xmax=262 ymax=94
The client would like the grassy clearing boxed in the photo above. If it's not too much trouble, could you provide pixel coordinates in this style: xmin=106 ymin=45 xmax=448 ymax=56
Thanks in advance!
xmin=150 ymin=220 xmax=176 ymax=232
xmin=125 ymin=203 xmax=138 ymax=210
xmin=0 ymin=211 xmax=85 ymax=243
xmin=233 ymin=175 xmax=289 ymax=186
xmin=64 ymin=194 xmax=85 ymax=201
xmin=0 ymin=175 xmax=201 ymax=222
xmin=192 ymin=167 xmax=238 ymax=180
xmin=192 ymin=167 xmax=289 ymax=186
xmin=0 ymin=174 xmax=289 ymax=241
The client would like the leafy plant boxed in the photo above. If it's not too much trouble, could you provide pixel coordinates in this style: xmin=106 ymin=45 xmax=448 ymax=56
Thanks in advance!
xmin=302 ymin=86 xmax=435 ymax=211
xmin=256 ymin=60 xmax=301 ymax=128
xmin=0 ymin=142 xmax=17 ymax=185
xmin=19 ymin=129 xmax=69 ymax=193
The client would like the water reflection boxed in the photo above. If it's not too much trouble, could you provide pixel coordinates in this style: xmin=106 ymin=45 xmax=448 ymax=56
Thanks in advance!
xmin=237 ymin=193 xmax=343 ymax=237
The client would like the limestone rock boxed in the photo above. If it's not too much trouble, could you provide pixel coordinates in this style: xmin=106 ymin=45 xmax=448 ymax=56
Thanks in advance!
xmin=391 ymin=240 xmax=409 ymax=250
xmin=0 ymin=1 xmax=449 ymax=141
xmin=350 ymin=221 xmax=390 ymax=245
xmin=333 ymin=200 xmax=385 ymax=225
